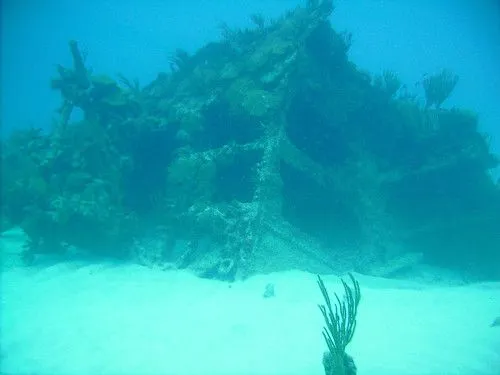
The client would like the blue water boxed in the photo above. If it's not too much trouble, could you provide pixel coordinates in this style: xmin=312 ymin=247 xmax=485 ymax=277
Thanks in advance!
xmin=2 ymin=0 xmax=500 ymax=164
xmin=1 ymin=2 xmax=500 ymax=373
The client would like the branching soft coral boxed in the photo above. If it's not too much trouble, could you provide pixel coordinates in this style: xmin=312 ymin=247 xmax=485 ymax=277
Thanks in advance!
xmin=318 ymin=274 xmax=361 ymax=375
xmin=422 ymin=69 xmax=459 ymax=108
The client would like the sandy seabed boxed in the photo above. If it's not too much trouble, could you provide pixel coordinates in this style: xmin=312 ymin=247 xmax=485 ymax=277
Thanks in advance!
xmin=1 ymin=237 xmax=499 ymax=375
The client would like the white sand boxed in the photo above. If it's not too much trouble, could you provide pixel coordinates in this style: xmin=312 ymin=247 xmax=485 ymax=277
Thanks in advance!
xmin=1 ymin=233 xmax=499 ymax=375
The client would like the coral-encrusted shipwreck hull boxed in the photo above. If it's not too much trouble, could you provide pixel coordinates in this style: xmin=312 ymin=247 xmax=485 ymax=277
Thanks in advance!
xmin=2 ymin=0 xmax=499 ymax=280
